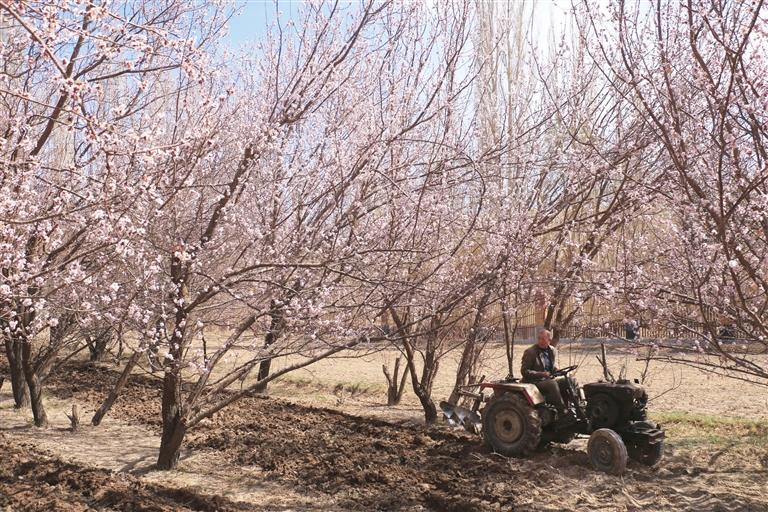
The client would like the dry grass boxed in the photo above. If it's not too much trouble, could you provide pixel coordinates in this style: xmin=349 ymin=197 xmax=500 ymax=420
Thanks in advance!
xmin=653 ymin=411 xmax=768 ymax=448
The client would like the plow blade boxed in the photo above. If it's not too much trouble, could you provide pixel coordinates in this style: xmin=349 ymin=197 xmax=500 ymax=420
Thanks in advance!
xmin=440 ymin=401 xmax=482 ymax=435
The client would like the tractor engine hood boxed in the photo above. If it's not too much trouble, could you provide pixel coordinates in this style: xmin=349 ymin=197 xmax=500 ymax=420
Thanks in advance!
xmin=582 ymin=380 xmax=648 ymax=401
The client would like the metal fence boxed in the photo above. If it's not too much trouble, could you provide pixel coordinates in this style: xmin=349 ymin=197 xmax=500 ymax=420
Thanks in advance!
xmin=506 ymin=319 xmax=714 ymax=342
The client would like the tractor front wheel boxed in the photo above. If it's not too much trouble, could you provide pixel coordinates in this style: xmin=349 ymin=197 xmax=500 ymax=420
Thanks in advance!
xmin=587 ymin=428 xmax=628 ymax=475
xmin=482 ymin=394 xmax=541 ymax=457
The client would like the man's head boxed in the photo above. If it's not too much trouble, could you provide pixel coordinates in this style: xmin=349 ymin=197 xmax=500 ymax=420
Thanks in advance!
xmin=537 ymin=329 xmax=552 ymax=349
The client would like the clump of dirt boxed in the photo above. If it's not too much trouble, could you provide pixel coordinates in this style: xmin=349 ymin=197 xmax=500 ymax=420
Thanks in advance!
xmin=0 ymin=436 xmax=251 ymax=512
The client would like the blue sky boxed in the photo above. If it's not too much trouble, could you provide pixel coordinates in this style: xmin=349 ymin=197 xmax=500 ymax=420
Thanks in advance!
xmin=224 ymin=1 xmax=574 ymax=49
xmin=226 ymin=1 xmax=302 ymax=45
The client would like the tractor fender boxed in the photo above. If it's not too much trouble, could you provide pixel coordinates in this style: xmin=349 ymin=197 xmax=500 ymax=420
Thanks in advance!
xmin=479 ymin=382 xmax=546 ymax=406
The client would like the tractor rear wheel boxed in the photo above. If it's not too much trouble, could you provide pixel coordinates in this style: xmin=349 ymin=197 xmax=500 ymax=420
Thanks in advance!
xmin=587 ymin=428 xmax=628 ymax=475
xmin=482 ymin=393 xmax=541 ymax=457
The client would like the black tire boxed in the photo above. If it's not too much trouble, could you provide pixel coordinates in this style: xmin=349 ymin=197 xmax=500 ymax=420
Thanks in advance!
xmin=482 ymin=393 xmax=541 ymax=457
xmin=587 ymin=428 xmax=628 ymax=475
xmin=587 ymin=393 xmax=620 ymax=428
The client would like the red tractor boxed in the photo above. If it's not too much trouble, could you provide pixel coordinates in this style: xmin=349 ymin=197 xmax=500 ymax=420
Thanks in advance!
xmin=440 ymin=366 xmax=665 ymax=474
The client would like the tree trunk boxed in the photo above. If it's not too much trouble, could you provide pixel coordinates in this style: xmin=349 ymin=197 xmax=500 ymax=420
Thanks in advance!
xmin=20 ymin=336 xmax=47 ymax=427
xmin=449 ymin=288 xmax=491 ymax=404
xmin=396 ymin=366 xmax=408 ymax=404
xmin=92 ymin=349 xmax=141 ymax=426
xmin=157 ymin=252 xmax=189 ymax=470
xmin=4 ymin=336 xmax=30 ymax=408
xmin=254 ymin=357 xmax=272 ymax=393
xmin=449 ymin=335 xmax=476 ymax=405
xmin=382 ymin=357 xmax=408 ymax=406
xmin=158 ymin=355 xmax=186 ymax=469
xmin=86 ymin=328 xmax=112 ymax=362
xmin=408 ymin=337 xmax=440 ymax=425
xmin=418 ymin=390 xmax=438 ymax=424
xmin=157 ymin=401 xmax=187 ymax=470
xmin=551 ymin=325 xmax=561 ymax=346
xmin=449 ymin=330 xmax=485 ymax=405
xmin=501 ymin=297 xmax=519 ymax=379
xmin=390 ymin=307 xmax=441 ymax=425
xmin=254 ymin=298 xmax=287 ymax=393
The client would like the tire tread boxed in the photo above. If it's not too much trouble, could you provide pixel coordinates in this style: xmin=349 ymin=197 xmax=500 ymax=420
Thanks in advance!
xmin=482 ymin=393 xmax=542 ymax=457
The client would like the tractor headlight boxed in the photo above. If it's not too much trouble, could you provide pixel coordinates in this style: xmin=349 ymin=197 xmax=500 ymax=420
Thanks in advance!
xmin=579 ymin=388 xmax=585 ymax=400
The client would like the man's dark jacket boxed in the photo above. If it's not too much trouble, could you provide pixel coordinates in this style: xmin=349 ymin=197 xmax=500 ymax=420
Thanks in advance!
xmin=521 ymin=344 xmax=557 ymax=382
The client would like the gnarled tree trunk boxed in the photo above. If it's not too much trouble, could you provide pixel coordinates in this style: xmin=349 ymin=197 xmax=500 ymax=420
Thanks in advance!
xmin=254 ymin=283 xmax=301 ymax=393
xmin=157 ymin=369 xmax=187 ymax=469
xmin=382 ymin=356 xmax=408 ymax=406
xmin=4 ymin=335 xmax=30 ymax=408
xmin=398 ymin=313 xmax=441 ymax=425
xmin=157 ymin=253 xmax=189 ymax=469
xmin=387 ymin=304 xmax=445 ymax=425
xmin=20 ymin=334 xmax=47 ymax=427
xmin=254 ymin=298 xmax=286 ymax=393
xmin=86 ymin=327 xmax=113 ymax=362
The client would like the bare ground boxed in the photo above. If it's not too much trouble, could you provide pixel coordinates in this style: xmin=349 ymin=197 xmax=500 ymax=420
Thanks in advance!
xmin=0 ymin=434 xmax=253 ymax=512
xmin=0 ymin=387 xmax=336 ymax=511
xmin=3 ymin=362 xmax=760 ymax=512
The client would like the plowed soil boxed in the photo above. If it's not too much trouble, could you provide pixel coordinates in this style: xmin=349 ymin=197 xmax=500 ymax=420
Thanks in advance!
xmin=0 ymin=436 xmax=250 ymax=512
xmin=36 ymin=364 xmax=768 ymax=511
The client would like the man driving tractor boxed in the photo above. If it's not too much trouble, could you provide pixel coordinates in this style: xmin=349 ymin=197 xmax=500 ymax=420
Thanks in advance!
xmin=521 ymin=329 xmax=566 ymax=411
xmin=441 ymin=329 xmax=665 ymax=474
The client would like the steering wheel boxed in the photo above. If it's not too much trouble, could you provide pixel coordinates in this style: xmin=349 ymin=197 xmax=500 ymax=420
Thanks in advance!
xmin=551 ymin=365 xmax=578 ymax=378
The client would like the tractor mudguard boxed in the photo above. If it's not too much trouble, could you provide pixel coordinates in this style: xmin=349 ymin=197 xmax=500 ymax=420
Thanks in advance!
xmin=479 ymin=382 xmax=546 ymax=406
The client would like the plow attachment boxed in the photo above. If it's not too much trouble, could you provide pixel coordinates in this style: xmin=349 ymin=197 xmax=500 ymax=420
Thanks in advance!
xmin=440 ymin=400 xmax=482 ymax=435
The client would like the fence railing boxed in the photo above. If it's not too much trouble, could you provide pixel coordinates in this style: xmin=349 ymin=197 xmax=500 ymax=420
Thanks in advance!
xmin=506 ymin=319 xmax=716 ymax=342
